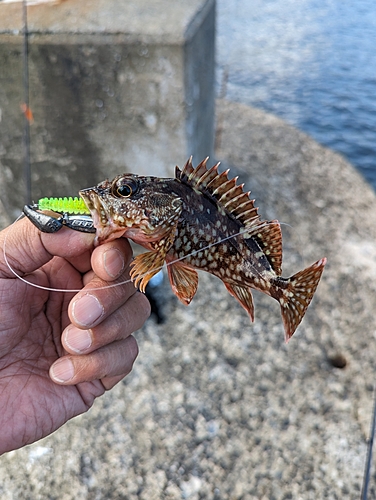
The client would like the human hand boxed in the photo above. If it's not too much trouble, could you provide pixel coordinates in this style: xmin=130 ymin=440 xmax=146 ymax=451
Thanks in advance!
xmin=0 ymin=218 xmax=150 ymax=454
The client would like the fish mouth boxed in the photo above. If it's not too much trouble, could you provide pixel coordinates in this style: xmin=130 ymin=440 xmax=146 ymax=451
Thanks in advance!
xmin=79 ymin=187 xmax=127 ymax=245
xmin=79 ymin=187 xmax=110 ymax=226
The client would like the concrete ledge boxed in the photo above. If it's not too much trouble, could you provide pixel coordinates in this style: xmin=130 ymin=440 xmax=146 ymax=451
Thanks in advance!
xmin=0 ymin=0 xmax=213 ymax=44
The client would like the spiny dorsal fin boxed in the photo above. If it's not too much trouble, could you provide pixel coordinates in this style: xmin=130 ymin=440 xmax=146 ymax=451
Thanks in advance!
xmin=176 ymin=158 xmax=283 ymax=275
xmin=176 ymin=158 xmax=261 ymax=228
xmin=175 ymin=165 xmax=183 ymax=178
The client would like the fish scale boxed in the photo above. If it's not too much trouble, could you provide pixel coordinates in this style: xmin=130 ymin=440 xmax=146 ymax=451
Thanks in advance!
xmin=79 ymin=157 xmax=326 ymax=341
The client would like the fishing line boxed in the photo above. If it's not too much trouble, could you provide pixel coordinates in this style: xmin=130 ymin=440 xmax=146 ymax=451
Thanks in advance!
xmin=3 ymin=215 xmax=260 ymax=293
xmin=22 ymin=0 xmax=32 ymax=205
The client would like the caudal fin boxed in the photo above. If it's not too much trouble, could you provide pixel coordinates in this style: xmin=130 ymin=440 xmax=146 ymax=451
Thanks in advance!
xmin=280 ymin=258 xmax=327 ymax=342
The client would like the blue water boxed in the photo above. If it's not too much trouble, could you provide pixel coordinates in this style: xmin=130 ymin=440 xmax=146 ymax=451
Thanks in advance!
xmin=216 ymin=0 xmax=376 ymax=188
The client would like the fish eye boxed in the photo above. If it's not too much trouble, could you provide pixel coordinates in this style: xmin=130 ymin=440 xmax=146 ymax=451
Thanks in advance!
xmin=112 ymin=177 xmax=138 ymax=198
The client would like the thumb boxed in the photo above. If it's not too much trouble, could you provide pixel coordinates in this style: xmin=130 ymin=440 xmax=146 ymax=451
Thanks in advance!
xmin=0 ymin=217 xmax=95 ymax=279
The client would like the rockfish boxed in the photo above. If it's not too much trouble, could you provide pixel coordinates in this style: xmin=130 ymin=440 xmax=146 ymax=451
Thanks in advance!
xmin=79 ymin=158 xmax=326 ymax=341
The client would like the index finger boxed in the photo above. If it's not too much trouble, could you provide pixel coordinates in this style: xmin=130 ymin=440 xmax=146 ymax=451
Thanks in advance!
xmin=0 ymin=217 xmax=95 ymax=279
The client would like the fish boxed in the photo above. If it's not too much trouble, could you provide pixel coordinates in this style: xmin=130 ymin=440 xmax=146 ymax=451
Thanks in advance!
xmin=79 ymin=157 xmax=326 ymax=341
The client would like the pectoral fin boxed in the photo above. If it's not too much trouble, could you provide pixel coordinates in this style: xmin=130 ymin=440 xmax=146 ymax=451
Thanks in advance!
xmin=167 ymin=260 xmax=199 ymax=305
xmin=223 ymin=282 xmax=255 ymax=321
xmin=130 ymin=223 xmax=179 ymax=292
xmin=130 ymin=251 xmax=166 ymax=292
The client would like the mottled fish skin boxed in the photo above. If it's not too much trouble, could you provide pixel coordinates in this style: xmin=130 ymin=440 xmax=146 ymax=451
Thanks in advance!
xmin=79 ymin=158 xmax=326 ymax=341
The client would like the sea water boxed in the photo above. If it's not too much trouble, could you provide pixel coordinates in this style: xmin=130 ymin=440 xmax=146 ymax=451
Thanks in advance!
xmin=217 ymin=0 xmax=376 ymax=188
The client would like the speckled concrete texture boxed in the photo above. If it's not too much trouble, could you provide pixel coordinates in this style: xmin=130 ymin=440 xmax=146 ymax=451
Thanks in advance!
xmin=1 ymin=99 xmax=375 ymax=499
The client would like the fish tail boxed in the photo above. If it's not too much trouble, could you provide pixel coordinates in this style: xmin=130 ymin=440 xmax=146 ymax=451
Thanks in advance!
xmin=279 ymin=258 xmax=326 ymax=342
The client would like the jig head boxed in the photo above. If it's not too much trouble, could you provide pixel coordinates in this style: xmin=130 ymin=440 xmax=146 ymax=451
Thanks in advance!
xmin=23 ymin=197 xmax=95 ymax=233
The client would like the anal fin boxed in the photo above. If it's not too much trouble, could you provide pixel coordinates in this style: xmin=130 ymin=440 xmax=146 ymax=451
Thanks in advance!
xmin=167 ymin=260 xmax=199 ymax=305
xmin=223 ymin=282 xmax=255 ymax=322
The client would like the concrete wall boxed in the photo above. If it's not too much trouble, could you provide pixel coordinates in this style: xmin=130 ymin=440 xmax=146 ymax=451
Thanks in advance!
xmin=0 ymin=0 xmax=215 ymax=219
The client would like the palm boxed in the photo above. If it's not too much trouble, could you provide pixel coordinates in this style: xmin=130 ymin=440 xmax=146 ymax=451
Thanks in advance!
xmin=0 ymin=220 xmax=149 ymax=454
xmin=0 ymin=255 xmax=104 ymax=450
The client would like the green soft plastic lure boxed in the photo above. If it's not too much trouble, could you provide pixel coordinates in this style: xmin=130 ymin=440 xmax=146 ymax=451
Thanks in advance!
xmin=37 ymin=197 xmax=90 ymax=215
xmin=23 ymin=196 xmax=94 ymax=234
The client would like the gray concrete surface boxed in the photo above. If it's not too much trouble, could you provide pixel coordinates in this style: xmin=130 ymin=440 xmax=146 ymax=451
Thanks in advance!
xmin=0 ymin=0 xmax=215 ymax=218
xmin=1 ymin=99 xmax=375 ymax=498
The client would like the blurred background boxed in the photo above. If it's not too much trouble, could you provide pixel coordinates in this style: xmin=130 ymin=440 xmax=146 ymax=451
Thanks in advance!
xmin=217 ymin=0 xmax=376 ymax=188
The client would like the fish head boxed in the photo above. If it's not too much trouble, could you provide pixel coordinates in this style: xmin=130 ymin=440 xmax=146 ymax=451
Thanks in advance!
xmin=79 ymin=174 xmax=182 ymax=246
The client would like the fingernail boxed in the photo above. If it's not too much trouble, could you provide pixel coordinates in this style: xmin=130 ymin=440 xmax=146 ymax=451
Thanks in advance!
xmin=104 ymin=248 xmax=125 ymax=278
xmin=72 ymin=294 xmax=104 ymax=327
xmin=65 ymin=326 xmax=92 ymax=353
xmin=50 ymin=358 xmax=74 ymax=383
